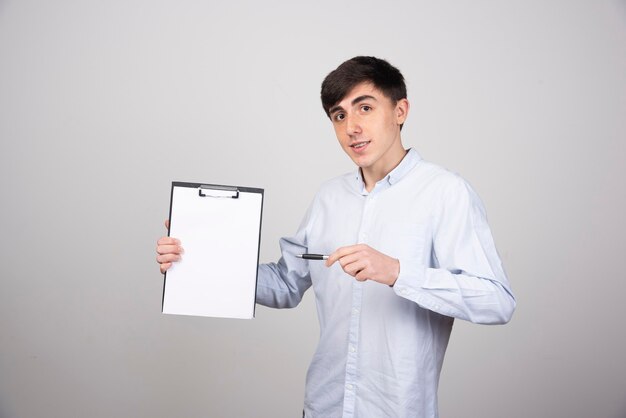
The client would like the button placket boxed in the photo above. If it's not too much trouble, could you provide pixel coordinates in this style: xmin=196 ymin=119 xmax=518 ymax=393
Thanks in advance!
xmin=341 ymin=195 xmax=373 ymax=417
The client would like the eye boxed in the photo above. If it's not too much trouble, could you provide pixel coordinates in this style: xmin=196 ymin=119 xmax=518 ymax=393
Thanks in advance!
xmin=361 ymin=105 xmax=372 ymax=112
xmin=333 ymin=113 xmax=345 ymax=122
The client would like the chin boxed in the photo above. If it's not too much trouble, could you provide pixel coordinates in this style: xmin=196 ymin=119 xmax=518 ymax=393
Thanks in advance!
xmin=344 ymin=148 xmax=372 ymax=168
xmin=353 ymin=158 xmax=372 ymax=169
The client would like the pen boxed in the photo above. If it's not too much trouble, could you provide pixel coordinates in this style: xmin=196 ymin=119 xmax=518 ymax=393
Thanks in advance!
xmin=296 ymin=254 xmax=329 ymax=260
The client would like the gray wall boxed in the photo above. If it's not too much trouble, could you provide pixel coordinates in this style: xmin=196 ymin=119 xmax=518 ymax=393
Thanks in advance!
xmin=1 ymin=1 xmax=625 ymax=417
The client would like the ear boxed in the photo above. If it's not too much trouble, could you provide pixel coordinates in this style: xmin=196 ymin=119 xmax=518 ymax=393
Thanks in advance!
xmin=395 ymin=98 xmax=410 ymax=125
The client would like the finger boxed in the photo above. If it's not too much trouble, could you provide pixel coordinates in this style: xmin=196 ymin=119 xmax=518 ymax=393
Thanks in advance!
xmin=160 ymin=262 xmax=172 ymax=274
xmin=342 ymin=259 xmax=368 ymax=277
xmin=337 ymin=251 xmax=362 ymax=269
xmin=326 ymin=250 xmax=340 ymax=267
xmin=157 ymin=236 xmax=180 ymax=246
xmin=355 ymin=269 xmax=369 ymax=281
xmin=326 ymin=245 xmax=361 ymax=267
xmin=157 ymin=253 xmax=181 ymax=264
xmin=156 ymin=244 xmax=184 ymax=255
xmin=164 ymin=219 xmax=170 ymax=229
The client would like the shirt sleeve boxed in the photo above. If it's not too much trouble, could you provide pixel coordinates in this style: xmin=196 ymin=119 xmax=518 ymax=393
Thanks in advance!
xmin=255 ymin=201 xmax=314 ymax=309
xmin=393 ymin=176 xmax=516 ymax=324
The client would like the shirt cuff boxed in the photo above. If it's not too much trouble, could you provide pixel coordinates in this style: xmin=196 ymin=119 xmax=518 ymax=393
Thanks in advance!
xmin=392 ymin=258 xmax=427 ymax=300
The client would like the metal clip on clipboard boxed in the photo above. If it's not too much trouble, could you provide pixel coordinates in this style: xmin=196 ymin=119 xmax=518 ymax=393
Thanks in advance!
xmin=198 ymin=185 xmax=239 ymax=199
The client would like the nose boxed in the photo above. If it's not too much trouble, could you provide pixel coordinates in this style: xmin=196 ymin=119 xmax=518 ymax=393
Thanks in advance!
xmin=345 ymin=114 xmax=361 ymax=135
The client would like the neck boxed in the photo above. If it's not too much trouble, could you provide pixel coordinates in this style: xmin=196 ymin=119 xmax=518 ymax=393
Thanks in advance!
xmin=362 ymin=145 xmax=408 ymax=192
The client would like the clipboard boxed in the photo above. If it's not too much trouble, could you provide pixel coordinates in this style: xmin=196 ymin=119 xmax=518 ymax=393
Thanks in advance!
xmin=162 ymin=182 xmax=264 ymax=319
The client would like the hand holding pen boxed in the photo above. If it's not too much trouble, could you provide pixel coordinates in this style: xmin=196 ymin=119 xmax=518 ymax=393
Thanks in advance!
xmin=300 ymin=245 xmax=400 ymax=286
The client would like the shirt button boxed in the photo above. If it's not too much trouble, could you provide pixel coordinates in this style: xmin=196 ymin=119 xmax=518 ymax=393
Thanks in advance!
xmin=346 ymin=384 xmax=354 ymax=391
xmin=352 ymin=308 xmax=359 ymax=315
xmin=349 ymin=345 xmax=356 ymax=353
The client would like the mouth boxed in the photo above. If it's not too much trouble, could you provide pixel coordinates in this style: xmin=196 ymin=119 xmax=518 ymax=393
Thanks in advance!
xmin=350 ymin=140 xmax=371 ymax=152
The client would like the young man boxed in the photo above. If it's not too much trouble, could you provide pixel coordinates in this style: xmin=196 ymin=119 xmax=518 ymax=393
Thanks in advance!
xmin=156 ymin=56 xmax=515 ymax=418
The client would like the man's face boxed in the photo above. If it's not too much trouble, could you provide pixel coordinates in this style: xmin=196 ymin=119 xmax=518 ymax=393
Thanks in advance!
xmin=328 ymin=82 xmax=408 ymax=173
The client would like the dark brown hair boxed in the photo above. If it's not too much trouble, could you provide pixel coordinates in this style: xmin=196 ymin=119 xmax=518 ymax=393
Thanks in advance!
xmin=320 ymin=56 xmax=407 ymax=118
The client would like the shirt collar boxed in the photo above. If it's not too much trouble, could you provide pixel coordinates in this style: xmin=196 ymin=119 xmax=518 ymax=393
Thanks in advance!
xmin=355 ymin=148 xmax=422 ymax=194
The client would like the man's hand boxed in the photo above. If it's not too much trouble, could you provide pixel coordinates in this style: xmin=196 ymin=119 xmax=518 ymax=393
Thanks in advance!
xmin=156 ymin=219 xmax=183 ymax=274
xmin=326 ymin=244 xmax=400 ymax=286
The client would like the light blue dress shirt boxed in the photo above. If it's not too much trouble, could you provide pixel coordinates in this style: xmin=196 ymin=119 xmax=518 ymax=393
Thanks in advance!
xmin=256 ymin=149 xmax=515 ymax=418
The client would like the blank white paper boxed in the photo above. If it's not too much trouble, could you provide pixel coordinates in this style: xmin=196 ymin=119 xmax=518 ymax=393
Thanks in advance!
xmin=162 ymin=184 xmax=263 ymax=319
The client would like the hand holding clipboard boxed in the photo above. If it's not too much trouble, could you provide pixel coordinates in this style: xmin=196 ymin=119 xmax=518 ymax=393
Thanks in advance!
xmin=157 ymin=219 xmax=182 ymax=274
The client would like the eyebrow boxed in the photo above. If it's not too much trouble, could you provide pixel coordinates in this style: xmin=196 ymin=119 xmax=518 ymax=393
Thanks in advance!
xmin=351 ymin=95 xmax=377 ymax=106
xmin=328 ymin=95 xmax=378 ymax=116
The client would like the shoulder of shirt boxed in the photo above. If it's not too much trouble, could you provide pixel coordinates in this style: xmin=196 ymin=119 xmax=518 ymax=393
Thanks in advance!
xmin=414 ymin=159 xmax=484 ymax=211
xmin=310 ymin=171 xmax=356 ymax=199
xmin=409 ymin=158 xmax=468 ymax=189
xmin=300 ymin=173 xmax=354 ymax=229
